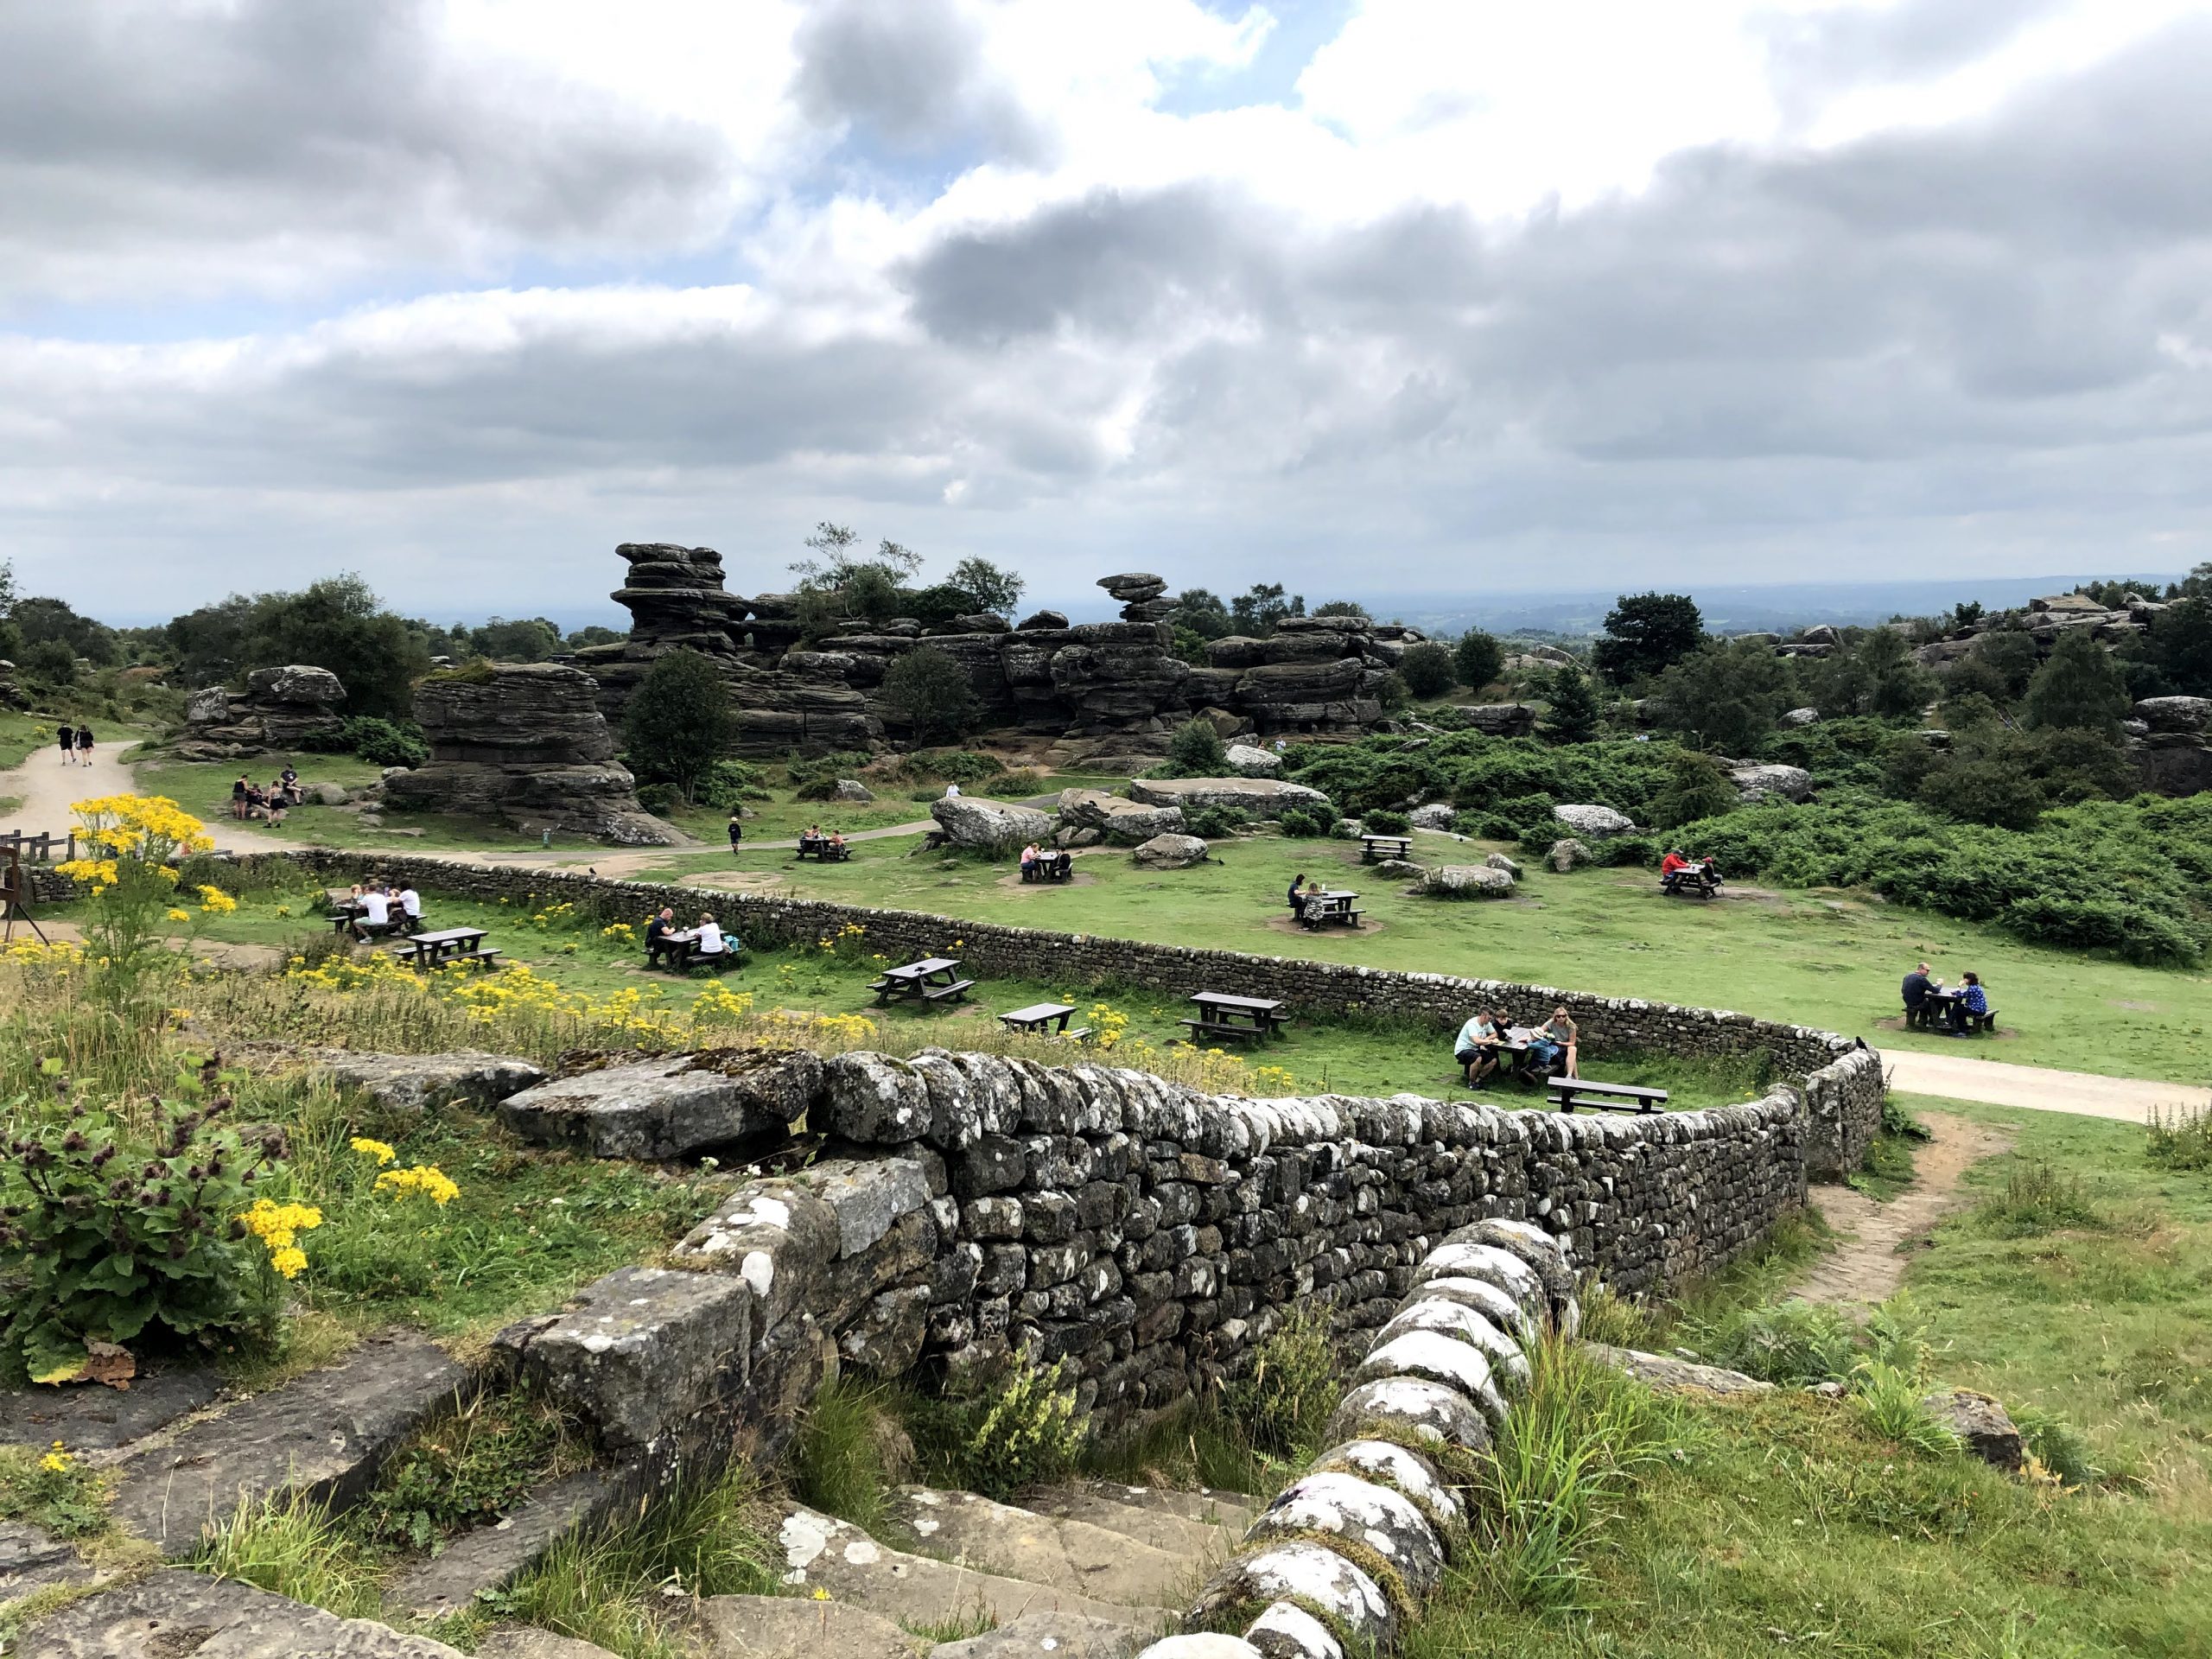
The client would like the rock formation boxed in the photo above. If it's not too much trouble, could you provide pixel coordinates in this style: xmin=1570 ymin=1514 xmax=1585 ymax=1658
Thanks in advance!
xmin=175 ymin=664 xmax=346 ymax=760
xmin=382 ymin=664 xmax=679 ymax=845
xmin=1125 ymin=777 xmax=1330 ymax=817
xmin=575 ymin=547 xmax=1425 ymax=760
xmin=2130 ymin=696 xmax=2212 ymax=795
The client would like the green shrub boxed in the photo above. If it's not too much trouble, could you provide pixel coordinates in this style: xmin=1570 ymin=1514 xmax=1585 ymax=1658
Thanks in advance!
xmin=0 ymin=1087 xmax=288 ymax=1383
xmin=1881 ymin=1095 xmax=1934 ymax=1141
xmin=784 ymin=749 xmax=875 ymax=789
xmin=1166 ymin=718 xmax=1229 ymax=776
xmin=2012 ymin=1404 xmax=2101 ymax=1485
xmin=1972 ymin=1160 xmax=2108 ymax=1236
xmin=698 ymin=759 xmax=772 ymax=811
xmin=337 ymin=715 xmax=428 ymax=768
xmin=1226 ymin=1313 xmax=1340 ymax=1458
xmin=910 ymin=1357 xmax=1084 ymax=1501
xmin=880 ymin=647 xmax=982 ymax=744
xmin=2146 ymin=1103 xmax=2212 ymax=1170
xmin=344 ymin=1390 xmax=583 ymax=1551
xmin=1276 ymin=804 xmax=1332 ymax=838
xmin=916 ymin=749 xmax=1008 ymax=785
xmin=791 ymin=775 xmax=842 ymax=802
xmin=1183 ymin=804 xmax=1253 ymax=840
xmin=1689 ymin=1300 xmax=1855 ymax=1384
xmin=1362 ymin=807 xmax=1411 ymax=835
xmin=1849 ymin=1359 xmax=1961 ymax=1457
xmin=1400 ymin=643 xmax=1459 ymax=699
xmin=633 ymin=782 xmax=677 ymax=816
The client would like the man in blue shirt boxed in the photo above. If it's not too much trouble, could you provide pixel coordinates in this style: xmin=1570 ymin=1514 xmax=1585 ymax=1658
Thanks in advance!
xmin=1455 ymin=1009 xmax=1503 ymax=1088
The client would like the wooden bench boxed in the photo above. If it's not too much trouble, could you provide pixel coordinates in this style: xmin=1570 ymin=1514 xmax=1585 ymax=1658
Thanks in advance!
xmin=1548 ymin=1077 xmax=1669 ymax=1114
xmin=1000 ymin=1002 xmax=1089 ymax=1039
xmin=1179 ymin=1018 xmax=1268 ymax=1045
xmin=392 ymin=944 xmax=504 ymax=971
xmin=922 ymin=978 xmax=976 ymax=1003
xmin=1360 ymin=835 xmax=1413 ymax=863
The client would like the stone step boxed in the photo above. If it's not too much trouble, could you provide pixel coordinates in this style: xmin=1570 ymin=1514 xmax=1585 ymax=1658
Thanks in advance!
xmin=1014 ymin=1486 xmax=1246 ymax=1562
xmin=775 ymin=1507 xmax=1166 ymax=1635
xmin=17 ymin=1567 xmax=462 ymax=1656
xmin=1058 ymin=1480 xmax=1259 ymax=1535
xmin=931 ymin=1611 xmax=1147 ymax=1659
xmin=699 ymin=1594 xmax=925 ymax=1659
xmin=880 ymin=1487 xmax=1192 ymax=1610
xmin=107 ymin=1332 xmax=469 ymax=1553
xmin=387 ymin=1465 xmax=629 ymax=1622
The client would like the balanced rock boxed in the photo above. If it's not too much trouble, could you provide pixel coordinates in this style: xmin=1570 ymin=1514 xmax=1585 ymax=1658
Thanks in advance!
xmin=1056 ymin=788 xmax=1185 ymax=845
xmin=1132 ymin=833 xmax=1209 ymax=869
xmin=383 ymin=663 xmax=679 ymax=845
xmin=1097 ymin=572 xmax=1169 ymax=603
xmin=175 ymin=663 xmax=347 ymax=760
xmin=932 ymin=796 xmax=1054 ymax=853
xmin=2134 ymin=696 xmax=2212 ymax=733
xmin=1016 ymin=609 xmax=1070 ymax=632
xmin=1126 ymin=776 xmax=1329 ymax=818
xmin=1552 ymin=803 xmax=1636 ymax=839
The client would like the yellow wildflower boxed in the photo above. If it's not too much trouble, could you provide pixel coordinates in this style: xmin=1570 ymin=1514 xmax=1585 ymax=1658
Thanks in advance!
xmin=268 ymin=1246 xmax=308 ymax=1280
xmin=40 ymin=1446 xmax=72 ymax=1473
xmin=166 ymin=908 xmax=191 ymax=923
xmin=349 ymin=1136 xmax=397 ymax=1166
xmin=376 ymin=1165 xmax=460 ymax=1205
xmin=197 ymin=885 xmax=238 ymax=913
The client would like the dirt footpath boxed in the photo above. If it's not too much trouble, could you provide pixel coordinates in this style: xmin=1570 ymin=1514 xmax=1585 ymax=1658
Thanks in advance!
xmin=1790 ymin=1111 xmax=2014 ymax=1309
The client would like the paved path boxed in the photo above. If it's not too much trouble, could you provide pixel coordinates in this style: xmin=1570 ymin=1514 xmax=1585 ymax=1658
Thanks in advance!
xmin=1878 ymin=1048 xmax=2207 ymax=1124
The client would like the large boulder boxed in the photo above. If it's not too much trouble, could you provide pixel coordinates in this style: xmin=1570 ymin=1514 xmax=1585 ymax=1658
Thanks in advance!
xmin=931 ymin=796 xmax=1054 ymax=854
xmin=1552 ymin=804 xmax=1636 ymax=839
xmin=2134 ymin=696 xmax=2212 ymax=734
xmin=1132 ymin=833 xmax=1209 ymax=869
xmin=1729 ymin=764 xmax=1814 ymax=804
xmin=1224 ymin=743 xmax=1282 ymax=776
xmin=1457 ymin=703 xmax=1536 ymax=738
xmin=1055 ymin=788 xmax=1184 ymax=846
xmin=1419 ymin=865 xmax=1515 ymax=899
xmin=1922 ymin=1389 xmax=2024 ymax=1471
xmin=1548 ymin=837 xmax=1590 ymax=873
xmin=498 ymin=1050 xmax=822 ymax=1160
xmin=1781 ymin=706 xmax=1820 ymax=726
xmin=1126 ymin=776 xmax=1329 ymax=819
xmin=175 ymin=662 xmax=348 ymax=760
xmin=1408 ymin=804 xmax=1456 ymax=830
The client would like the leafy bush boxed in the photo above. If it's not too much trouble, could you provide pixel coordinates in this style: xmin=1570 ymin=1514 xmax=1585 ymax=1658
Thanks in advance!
xmin=1646 ymin=751 xmax=1736 ymax=832
xmin=1226 ymin=1313 xmax=1340 ymax=1457
xmin=1276 ymin=804 xmax=1332 ymax=838
xmin=1400 ymin=643 xmax=1459 ymax=698
xmin=1850 ymin=1359 xmax=1961 ymax=1456
xmin=880 ymin=646 xmax=982 ymax=743
xmin=921 ymin=749 xmax=1009 ymax=785
xmin=1453 ymin=629 xmax=1506 ymax=692
xmin=1166 ymin=717 xmax=1229 ymax=776
xmin=1362 ymin=807 xmax=1411 ymax=834
xmin=2146 ymin=1103 xmax=2212 ymax=1171
xmin=623 ymin=648 xmax=736 ymax=803
xmin=784 ymin=749 xmax=875 ymax=789
xmin=698 ymin=760 xmax=772 ymax=811
xmin=2012 ymin=1404 xmax=2101 ymax=1486
xmin=0 ymin=1085 xmax=289 ymax=1382
xmin=1972 ymin=1160 xmax=2108 ymax=1236
xmin=911 ymin=1357 xmax=1084 ymax=1500
xmin=1881 ymin=1095 xmax=1934 ymax=1141
xmin=1183 ymin=804 xmax=1253 ymax=840
xmin=1689 ymin=1299 xmax=1856 ymax=1384
xmin=338 ymin=715 xmax=428 ymax=769
xmin=633 ymin=783 xmax=677 ymax=816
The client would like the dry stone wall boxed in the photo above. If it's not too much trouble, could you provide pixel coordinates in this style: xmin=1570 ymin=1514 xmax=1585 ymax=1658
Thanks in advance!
xmin=273 ymin=851 xmax=1884 ymax=1177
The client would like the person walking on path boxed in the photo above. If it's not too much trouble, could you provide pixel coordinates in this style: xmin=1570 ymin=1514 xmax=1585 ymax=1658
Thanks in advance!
xmin=727 ymin=810 xmax=743 ymax=852
xmin=55 ymin=724 xmax=75 ymax=766
xmin=73 ymin=726 xmax=93 ymax=767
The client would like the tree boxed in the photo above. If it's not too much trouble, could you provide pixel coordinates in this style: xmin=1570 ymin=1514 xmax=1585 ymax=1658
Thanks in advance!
xmin=622 ymin=649 xmax=735 ymax=803
xmin=1649 ymin=750 xmax=1738 ymax=830
xmin=240 ymin=575 xmax=430 ymax=718
xmin=1592 ymin=592 xmax=1703 ymax=687
xmin=1916 ymin=756 xmax=2044 ymax=830
xmin=1399 ymin=643 xmax=1458 ymax=699
xmin=2144 ymin=596 xmax=2212 ymax=696
xmin=880 ymin=646 xmax=982 ymax=744
xmin=21 ymin=639 xmax=76 ymax=686
xmin=1230 ymin=583 xmax=1304 ymax=637
xmin=947 ymin=557 xmax=1026 ymax=618
xmin=13 ymin=597 xmax=118 ymax=667
xmin=1171 ymin=589 xmax=1233 ymax=640
xmin=1652 ymin=639 xmax=1789 ymax=753
xmin=1452 ymin=630 xmax=1505 ymax=692
xmin=1542 ymin=664 xmax=1600 ymax=742
xmin=2024 ymin=629 xmax=2130 ymax=734
xmin=1972 ymin=629 xmax=2041 ymax=701
xmin=464 ymin=616 xmax=563 ymax=663
xmin=566 ymin=625 xmax=626 ymax=649
xmin=1311 ymin=601 xmax=1370 ymax=620
xmin=1167 ymin=716 xmax=1228 ymax=775
xmin=1853 ymin=628 xmax=1938 ymax=720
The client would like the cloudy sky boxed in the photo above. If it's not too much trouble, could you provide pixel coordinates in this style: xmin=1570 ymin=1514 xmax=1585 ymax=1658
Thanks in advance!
xmin=5 ymin=0 xmax=2211 ymax=624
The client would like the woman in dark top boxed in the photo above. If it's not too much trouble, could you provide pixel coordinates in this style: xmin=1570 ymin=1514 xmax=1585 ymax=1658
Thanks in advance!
xmin=727 ymin=810 xmax=743 ymax=851
xmin=73 ymin=726 xmax=92 ymax=764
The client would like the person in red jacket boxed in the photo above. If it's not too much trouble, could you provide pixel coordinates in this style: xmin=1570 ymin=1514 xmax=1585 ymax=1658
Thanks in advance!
xmin=1659 ymin=849 xmax=1688 ymax=891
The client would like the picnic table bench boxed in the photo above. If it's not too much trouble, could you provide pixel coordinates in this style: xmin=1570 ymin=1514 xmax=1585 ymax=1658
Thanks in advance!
xmin=999 ymin=1001 xmax=1090 ymax=1039
xmin=795 ymin=836 xmax=852 ymax=861
xmin=1660 ymin=868 xmax=1721 ymax=899
xmin=1180 ymin=991 xmax=1289 ymax=1045
xmin=1360 ymin=835 xmax=1413 ymax=863
xmin=1298 ymin=888 xmax=1363 ymax=930
xmin=389 ymin=927 xmax=502 ymax=971
xmin=1548 ymin=1077 xmax=1669 ymax=1114
xmin=871 ymin=957 xmax=975 ymax=1006
xmin=1020 ymin=851 xmax=1074 ymax=884
xmin=1916 ymin=988 xmax=1999 ymax=1033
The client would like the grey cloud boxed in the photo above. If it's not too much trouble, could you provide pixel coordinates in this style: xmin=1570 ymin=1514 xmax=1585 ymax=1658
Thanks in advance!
xmin=791 ymin=0 xmax=1047 ymax=162
xmin=0 ymin=0 xmax=736 ymax=305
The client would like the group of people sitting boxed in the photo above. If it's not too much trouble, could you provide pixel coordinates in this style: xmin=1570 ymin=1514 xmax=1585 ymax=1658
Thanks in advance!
xmin=1452 ymin=1005 xmax=1580 ymax=1089
xmin=232 ymin=767 xmax=303 ymax=824
xmin=1019 ymin=842 xmax=1071 ymax=881
xmin=1286 ymin=874 xmax=1320 ymax=922
xmin=346 ymin=879 xmax=423 ymax=940
xmin=1658 ymin=849 xmax=1722 ymax=892
xmin=643 ymin=906 xmax=740 ymax=971
xmin=1901 ymin=962 xmax=1992 ymax=1033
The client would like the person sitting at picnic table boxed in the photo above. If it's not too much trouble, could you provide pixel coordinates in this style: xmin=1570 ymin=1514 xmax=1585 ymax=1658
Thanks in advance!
xmin=1287 ymin=873 xmax=1310 ymax=922
xmin=1020 ymin=842 xmax=1041 ymax=876
xmin=829 ymin=830 xmax=847 ymax=853
xmin=644 ymin=907 xmax=684 ymax=969
xmin=351 ymin=883 xmax=393 ymax=941
xmin=1454 ymin=1008 xmax=1504 ymax=1088
xmin=1902 ymin=962 xmax=1934 ymax=1026
xmin=1948 ymin=971 xmax=1989 ymax=1034
xmin=1528 ymin=1007 xmax=1579 ymax=1077
xmin=690 ymin=911 xmax=734 ymax=960
xmin=1659 ymin=849 xmax=1688 ymax=890
xmin=394 ymin=884 xmax=423 ymax=934
xmin=1697 ymin=854 xmax=1721 ymax=887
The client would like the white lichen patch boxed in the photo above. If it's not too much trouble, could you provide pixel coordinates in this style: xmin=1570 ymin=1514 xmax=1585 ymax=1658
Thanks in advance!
xmin=779 ymin=1510 xmax=834 ymax=1572
xmin=1413 ymin=1243 xmax=1542 ymax=1306
xmin=1319 ymin=1440 xmax=1464 ymax=1529
xmin=1415 ymin=1274 xmax=1539 ymax=1344
xmin=1253 ymin=1472 xmax=1442 ymax=1587
xmin=1245 ymin=1599 xmax=1343 ymax=1659
xmin=740 ymin=1249 xmax=775 ymax=1299
xmin=1378 ymin=1300 xmax=1532 ymax=1394
xmin=1230 ymin=1541 xmax=1391 ymax=1634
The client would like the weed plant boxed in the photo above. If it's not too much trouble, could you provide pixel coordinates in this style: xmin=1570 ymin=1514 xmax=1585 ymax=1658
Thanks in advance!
xmin=344 ymin=1389 xmax=592 ymax=1551
xmin=1225 ymin=1313 xmax=1341 ymax=1457
xmin=792 ymin=1376 xmax=915 ymax=1532
xmin=192 ymin=1491 xmax=386 ymax=1620
xmin=1970 ymin=1159 xmax=2109 ymax=1236
xmin=2145 ymin=1101 xmax=2212 ymax=1170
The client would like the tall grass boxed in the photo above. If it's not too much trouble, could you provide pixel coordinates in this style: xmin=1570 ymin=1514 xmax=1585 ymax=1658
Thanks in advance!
xmin=2145 ymin=1102 xmax=2212 ymax=1171
xmin=792 ymin=1377 xmax=914 ymax=1532
xmin=1971 ymin=1160 xmax=2109 ymax=1236
xmin=191 ymin=1491 xmax=386 ymax=1619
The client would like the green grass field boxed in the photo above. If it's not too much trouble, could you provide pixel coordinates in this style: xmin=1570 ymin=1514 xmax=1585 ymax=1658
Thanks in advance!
xmin=614 ymin=825 xmax=2211 ymax=1084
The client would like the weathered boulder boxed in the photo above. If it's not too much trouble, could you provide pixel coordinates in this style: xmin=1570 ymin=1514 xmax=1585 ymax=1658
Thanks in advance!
xmin=175 ymin=663 xmax=348 ymax=760
xmin=833 ymin=779 xmax=875 ymax=802
xmin=1585 ymin=1344 xmax=1772 ymax=1396
xmin=1419 ymin=865 xmax=1514 ymax=899
xmin=1729 ymin=764 xmax=1814 ymax=804
xmin=1457 ymin=702 xmax=1536 ymax=737
xmin=1243 ymin=1471 xmax=1445 ymax=1592
xmin=1224 ymin=743 xmax=1282 ymax=775
xmin=498 ymin=1050 xmax=821 ymax=1160
xmin=1016 ymin=609 xmax=1071 ymax=632
xmin=2134 ymin=696 xmax=2212 ymax=733
xmin=1408 ymin=804 xmax=1456 ymax=830
xmin=1373 ymin=858 xmax=1424 ymax=879
xmin=1552 ymin=803 xmax=1635 ymax=839
xmin=1187 ymin=1541 xmax=1394 ymax=1654
xmin=1782 ymin=706 xmax=1821 ymax=726
xmin=1485 ymin=851 xmax=1521 ymax=874
xmin=1548 ymin=837 xmax=1590 ymax=873
xmin=276 ymin=1048 xmax=545 ymax=1116
xmin=1126 ymin=777 xmax=1329 ymax=818
xmin=1132 ymin=833 xmax=1210 ymax=869
xmin=932 ymin=796 xmax=1055 ymax=853
xmin=384 ymin=664 xmax=680 ymax=844
xmin=18 ymin=1569 xmax=464 ymax=1657
xmin=1057 ymin=787 xmax=1185 ymax=845
xmin=493 ymin=1267 xmax=751 ymax=1448
xmin=1323 ymin=1376 xmax=1489 ymax=1452
xmin=1922 ymin=1388 xmax=2024 ymax=1471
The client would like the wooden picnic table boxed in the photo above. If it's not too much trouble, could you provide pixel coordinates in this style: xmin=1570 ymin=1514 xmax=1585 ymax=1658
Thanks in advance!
xmin=1661 ymin=866 xmax=1721 ymax=899
xmin=389 ymin=926 xmax=501 ymax=970
xmin=1299 ymin=888 xmax=1363 ymax=930
xmin=1360 ymin=835 xmax=1413 ymax=863
xmin=795 ymin=836 xmax=852 ymax=861
xmin=1916 ymin=986 xmax=1999 ymax=1033
xmin=1020 ymin=851 xmax=1074 ymax=884
xmin=1182 ymin=991 xmax=1289 ymax=1045
xmin=871 ymin=957 xmax=975 ymax=1006
xmin=999 ymin=1001 xmax=1087 ymax=1038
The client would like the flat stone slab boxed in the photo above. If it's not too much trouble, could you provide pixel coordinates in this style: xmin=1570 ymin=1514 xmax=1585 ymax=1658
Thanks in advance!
xmin=498 ymin=1050 xmax=821 ymax=1160
xmin=935 ymin=1611 xmax=1146 ymax=1659
xmin=774 ymin=1508 xmax=1160 ymax=1632
xmin=1586 ymin=1344 xmax=1773 ymax=1397
xmin=388 ymin=1467 xmax=625 ymax=1621
xmin=0 ymin=1367 xmax=219 ymax=1451
xmin=18 ymin=1567 xmax=463 ymax=1656
xmin=1014 ymin=1486 xmax=1244 ymax=1560
xmin=1057 ymin=1482 xmax=1258 ymax=1534
xmin=310 ymin=1049 xmax=547 ymax=1116
xmin=0 ymin=1520 xmax=98 ymax=1602
xmin=107 ymin=1333 xmax=467 ymax=1552
xmin=698 ymin=1594 xmax=923 ymax=1659
xmin=1124 ymin=778 xmax=1326 ymax=817
xmin=880 ymin=1486 xmax=1192 ymax=1609
xmin=479 ymin=1630 xmax=625 ymax=1659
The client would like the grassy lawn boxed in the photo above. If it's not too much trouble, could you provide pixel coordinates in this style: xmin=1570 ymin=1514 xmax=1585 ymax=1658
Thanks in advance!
xmin=619 ymin=827 xmax=2210 ymax=1084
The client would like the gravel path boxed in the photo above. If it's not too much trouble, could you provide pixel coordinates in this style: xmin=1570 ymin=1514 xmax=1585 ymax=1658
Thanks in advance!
xmin=1878 ymin=1048 xmax=2207 ymax=1123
